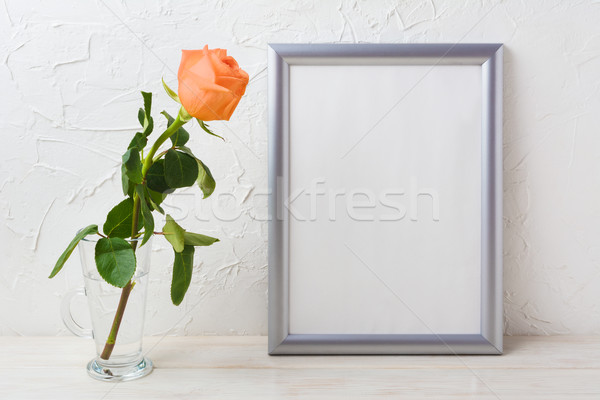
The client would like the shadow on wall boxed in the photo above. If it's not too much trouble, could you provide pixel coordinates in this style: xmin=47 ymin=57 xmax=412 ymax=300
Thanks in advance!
xmin=501 ymin=46 xmax=561 ymax=336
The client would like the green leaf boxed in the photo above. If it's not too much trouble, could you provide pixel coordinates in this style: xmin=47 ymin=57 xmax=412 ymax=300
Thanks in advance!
xmin=128 ymin=131 xmax=147 ymax=151
xmin=144 ymin=117 xmax=154 ymax=137
xmin=176 ymin=146 xmax=216 ymax=198
xmin=49 ymin=225 xmax=98 ymax=278
xmin=161 ymin=111 xmax=189 ymax=146
xmin=164 ymin=149 xmax=198 ymax=189
xmin=175 ymin=145 xmax=195 ymax=158
xmin=103 ymin=198 xmax=137 ymax=238
xmin=147 ymin=188 xmax=166 ymax=214
xmin=122 ymin=148 xmax=143 ymax=184
xmin=162 ymin=78 xmax=180 ymax=103
xmin=142 ymin=91 xmax=152 ymax=119
xmin=163 ymin=214 xmax=185 ymax=253
xmin=146 ymin=159 xmax=171 ymax=194
xmin=183 ymin=232 xmax=219 ymax=247
xmin=136 ymin=185 xmax=154 ymax=246
xmin=171 ymin=245 xmax=194 ymax=306
xmin=95 ymin=237 xmax=136 ymax=288
xmin=196 ymin=160 xmax=216 ymax=199
xmin=137 ymin=108 xmax=145 ymax=127
xmin=197 ymin=119 xmax=224 ymax=141
xmin=141 ymin=91 xmax=154 ymax=137
xmin=121 ymin=163 xmax=132 ymax=197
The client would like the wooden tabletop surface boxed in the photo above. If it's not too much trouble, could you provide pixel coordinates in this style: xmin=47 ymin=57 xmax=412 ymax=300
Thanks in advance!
xmin=1 ymin=336 xmax=598 ymax=399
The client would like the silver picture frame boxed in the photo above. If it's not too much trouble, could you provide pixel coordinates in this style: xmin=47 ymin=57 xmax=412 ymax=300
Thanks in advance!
xmin=268 ymin=43 xmax=503 ymax=355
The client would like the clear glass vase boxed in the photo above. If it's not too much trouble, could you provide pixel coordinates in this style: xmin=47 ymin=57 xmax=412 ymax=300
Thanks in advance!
xmin=61 ymin=236 xmax=153 ymax=381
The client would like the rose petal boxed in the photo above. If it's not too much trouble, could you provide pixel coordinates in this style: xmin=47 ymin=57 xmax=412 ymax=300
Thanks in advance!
xmin=177 ymin=46 xmax=248 ymax=121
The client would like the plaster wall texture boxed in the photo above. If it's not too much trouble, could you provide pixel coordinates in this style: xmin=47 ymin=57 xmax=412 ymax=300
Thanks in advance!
xmin=1 ymin=0 xmax=599 ymax=336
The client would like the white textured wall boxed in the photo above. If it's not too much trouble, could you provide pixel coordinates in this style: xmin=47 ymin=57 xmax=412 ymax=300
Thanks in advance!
xmin=1 ymin=0 xmax=599 ymax=336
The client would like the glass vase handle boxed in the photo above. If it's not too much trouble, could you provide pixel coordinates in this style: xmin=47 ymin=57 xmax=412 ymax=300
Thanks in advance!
xmin=60 ymin=287 xmax=93 ymax=338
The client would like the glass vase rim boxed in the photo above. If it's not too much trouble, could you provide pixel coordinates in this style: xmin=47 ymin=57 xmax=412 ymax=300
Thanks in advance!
xmin=77 ymin=229 xmax=144 ymax=244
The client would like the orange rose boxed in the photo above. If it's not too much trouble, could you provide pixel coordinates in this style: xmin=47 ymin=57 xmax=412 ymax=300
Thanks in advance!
xmin=177 ymin=45 xmax=249 ymax=121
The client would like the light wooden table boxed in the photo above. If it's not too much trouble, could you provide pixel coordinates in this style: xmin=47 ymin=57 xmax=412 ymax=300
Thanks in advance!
xmin=0 ymin=336 xmax=598 ymax=399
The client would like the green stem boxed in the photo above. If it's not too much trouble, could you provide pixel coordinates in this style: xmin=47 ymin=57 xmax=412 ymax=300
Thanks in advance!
xmin=100 ymin=111 xmax=186 ymax=361
xmin=142 ymin=114 xmax=185 ymax=177
xmin=100 ymin=194 xmax=140 ymax=360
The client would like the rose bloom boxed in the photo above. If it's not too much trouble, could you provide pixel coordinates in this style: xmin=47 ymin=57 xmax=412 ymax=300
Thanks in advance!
xmin=178 ymin=45 xmax=249 ymax=121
